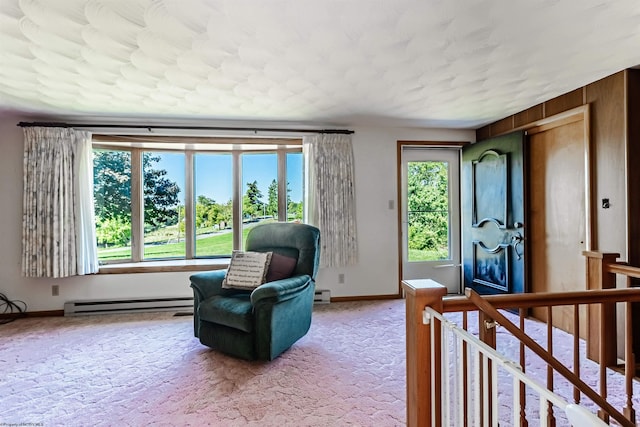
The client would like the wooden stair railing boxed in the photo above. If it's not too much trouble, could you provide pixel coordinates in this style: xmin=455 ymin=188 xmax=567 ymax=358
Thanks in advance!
xmin=466 ymin=288 xmax=634 ymax=427
xmin=584 ymin=251 xmax=640 ymax=423
xmin=403 ymin=258 xmax=640 ymax=427
xmin=403 ymin=279 xmax=447 ymax=427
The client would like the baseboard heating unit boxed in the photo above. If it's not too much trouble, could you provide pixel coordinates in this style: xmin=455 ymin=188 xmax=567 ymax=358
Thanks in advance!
xmin=66 ymin=290 xmax=329 ymax=316
xmin=314 ymin=289 xmax=331 ymax=304
xmin=64 ymin=297 xmax=194 ymax=316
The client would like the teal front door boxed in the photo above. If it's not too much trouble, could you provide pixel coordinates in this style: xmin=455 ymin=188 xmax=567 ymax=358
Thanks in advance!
xmin=461 ymin=132 xmax=526 ymax=295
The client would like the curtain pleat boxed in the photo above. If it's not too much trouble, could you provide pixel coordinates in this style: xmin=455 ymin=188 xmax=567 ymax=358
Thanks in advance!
xmin=74 ymin=131 xmax=100 ymax=274
xmin=22 ymin=127 xmax=99 ymax=278
xmin=303 ymin=134 xmax=358 ymax=268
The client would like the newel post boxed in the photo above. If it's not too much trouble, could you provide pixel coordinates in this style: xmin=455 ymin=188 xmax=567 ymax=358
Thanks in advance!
xmin=583 ymin=251 xmax=619 ymax=365
xmin=402 ymin=279 xmax=448 ymax=427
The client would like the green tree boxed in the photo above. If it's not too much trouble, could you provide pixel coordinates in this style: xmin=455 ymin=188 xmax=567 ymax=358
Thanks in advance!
xmin=93 ymin=150 xmax=131 ymax=222
xmin=219 ymin=199 xmax=233 ymax=227
xmin=195 ymin=195 xmax=216 ymax=228
xmin=243 ymin=180 xmax=263 ymax=218
xmin=142 ymin=153 xmax=181 ymax=230
xmin=287 ymin=201 xmax=303 ymax=221
xmin=93 ymin=150 xmax=181 ymax=240
xmin=95 ymin=216 xmax=131 ymax=247
xmin=285 ymin=181 xmax=302 ymax=220
xmin=266 ymin=179 xmax=278 ymax=217
xmin=194 ymin=195 xmax=233 ymax=229
xmin=407 ymin=161 xmax=449 ymax=256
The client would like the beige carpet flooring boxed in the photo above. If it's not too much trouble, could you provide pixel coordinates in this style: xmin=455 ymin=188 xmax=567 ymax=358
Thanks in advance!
xmin=1 ymin=299 xmax=638 ymax=426
xmin=1 ymin=300 xmax=406 ymax=427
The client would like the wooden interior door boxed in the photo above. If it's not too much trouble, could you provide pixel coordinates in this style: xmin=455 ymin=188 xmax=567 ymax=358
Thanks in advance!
xmin=461 ymin=132 xmax=525 ymax=295
xmin=528 ymin=117 xmax=587 ymax=335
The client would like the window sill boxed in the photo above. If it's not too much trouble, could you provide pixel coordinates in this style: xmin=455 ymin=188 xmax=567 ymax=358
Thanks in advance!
xmin=97 ymin=259 xmax=229 ymax=274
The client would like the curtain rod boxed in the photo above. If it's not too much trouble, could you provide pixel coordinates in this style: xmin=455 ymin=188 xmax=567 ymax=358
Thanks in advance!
xmin=17 ymin=121 xmax=354 ymax=135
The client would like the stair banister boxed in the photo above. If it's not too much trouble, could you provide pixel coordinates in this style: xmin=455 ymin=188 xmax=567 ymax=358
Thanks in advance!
xmin=402 ymin=279 xmax=447 ymax=427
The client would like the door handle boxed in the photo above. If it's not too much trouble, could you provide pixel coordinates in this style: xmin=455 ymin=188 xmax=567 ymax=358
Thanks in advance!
xmin=433 ymin=263 xmax=462 ymax=269
xmin=511 ymin=232 xmax=524 ymax=260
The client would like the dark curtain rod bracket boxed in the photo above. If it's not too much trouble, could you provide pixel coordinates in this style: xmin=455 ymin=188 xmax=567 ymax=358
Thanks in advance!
xmin=17 ymin=122 xmax=354 ymax=135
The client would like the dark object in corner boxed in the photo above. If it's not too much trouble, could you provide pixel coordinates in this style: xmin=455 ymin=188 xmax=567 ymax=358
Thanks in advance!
xmin=0 ymin=292 xmax=27 ymax=324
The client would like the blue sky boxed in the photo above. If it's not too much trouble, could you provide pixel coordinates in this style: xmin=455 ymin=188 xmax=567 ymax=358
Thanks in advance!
xmin=155 ymin=152 xmax=303 ymax=204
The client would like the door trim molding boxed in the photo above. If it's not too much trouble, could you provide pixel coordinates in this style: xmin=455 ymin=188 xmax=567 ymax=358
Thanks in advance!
xmin=396 ymin=141 xmax=469 ymax=296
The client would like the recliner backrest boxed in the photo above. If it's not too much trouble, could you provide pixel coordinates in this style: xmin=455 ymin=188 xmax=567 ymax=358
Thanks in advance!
xmin=245 ymin=222 xmax=321 ymax=279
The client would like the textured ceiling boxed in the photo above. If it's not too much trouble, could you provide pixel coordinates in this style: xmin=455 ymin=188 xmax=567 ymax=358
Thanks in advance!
xmin=1 ymin=0 xmax=640 ymax=129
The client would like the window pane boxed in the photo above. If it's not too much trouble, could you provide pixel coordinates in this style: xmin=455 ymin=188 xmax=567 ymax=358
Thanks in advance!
xmin=93 ymin=149 xmax=132 ymax=262
xmin=194 ymin=153 xmax=233 ymax=257
xmin=242 ymin=153 xmax=277 ymax=241
xmin=407 ymin=161 xmax=450 ymax=261
xmin=143 ymin=152 xmax=185 ymax=259
xmin=287 ymin=152 xmax=304 ymax=222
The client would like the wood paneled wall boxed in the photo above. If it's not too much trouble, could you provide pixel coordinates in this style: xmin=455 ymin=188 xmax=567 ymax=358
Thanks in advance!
xmin=477 ymin=68 xmax=640 ymax=358
xmin=587 ymin=72 xmax=626 ymax=256
xmin=476 ymin=70 xmax=640 ymax=259
xmin=476 ymin=86 xmax=586 ymax=140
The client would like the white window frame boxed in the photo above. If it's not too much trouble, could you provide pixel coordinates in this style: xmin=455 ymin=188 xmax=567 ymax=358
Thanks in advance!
xmin=92 ymin=135 xmax=303 ymax=271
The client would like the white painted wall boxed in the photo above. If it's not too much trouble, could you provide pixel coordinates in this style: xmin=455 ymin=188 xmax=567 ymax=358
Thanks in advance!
xmin=0 ymin=113 xmax=474 ymax=311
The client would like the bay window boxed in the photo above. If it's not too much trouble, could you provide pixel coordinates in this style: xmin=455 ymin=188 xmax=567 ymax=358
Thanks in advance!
xmin=92 ymin=136 xmax=303 ymax=265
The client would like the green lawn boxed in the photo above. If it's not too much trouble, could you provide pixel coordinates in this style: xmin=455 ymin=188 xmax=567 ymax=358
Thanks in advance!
xmin=99 ymin=221 xmax=444 ymax=263
xmin=408 ymin=248 xmax=449 ymax=262
xmin=98 ymin=223 xmax=261 ymax=261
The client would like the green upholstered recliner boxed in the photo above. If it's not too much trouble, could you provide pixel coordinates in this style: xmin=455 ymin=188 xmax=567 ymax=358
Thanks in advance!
xmin=189 ymin=222 xmax=321 ymax=360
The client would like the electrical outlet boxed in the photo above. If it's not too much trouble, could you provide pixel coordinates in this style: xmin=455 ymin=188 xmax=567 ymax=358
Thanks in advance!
xmin=52 ymin=285 xmax=59 ymax=296
xmin=338 ymin=273 xmax=345 ymax=284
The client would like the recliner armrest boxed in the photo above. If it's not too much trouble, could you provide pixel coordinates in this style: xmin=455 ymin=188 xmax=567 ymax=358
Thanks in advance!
xmin=251 ymin=275 xmax=313 ymax=305
xmin=189 ymin=270 xmax=227 ymax=301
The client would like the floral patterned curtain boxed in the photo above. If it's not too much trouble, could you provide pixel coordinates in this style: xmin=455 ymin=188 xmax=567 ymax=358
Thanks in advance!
xmin=303 ymin=134 xmax=358 ymax=268
xmin=22 ymin=127 xmax=99 ymax=277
